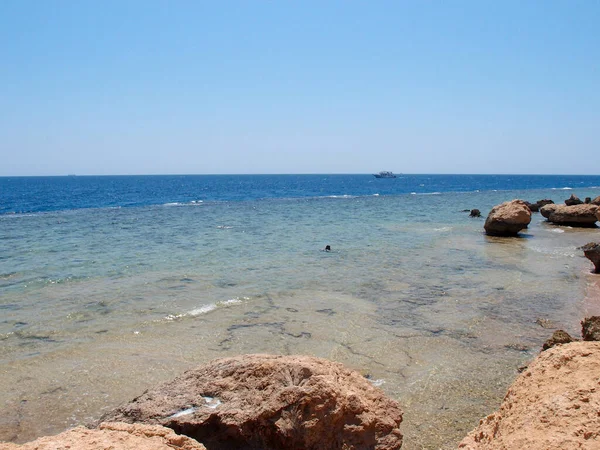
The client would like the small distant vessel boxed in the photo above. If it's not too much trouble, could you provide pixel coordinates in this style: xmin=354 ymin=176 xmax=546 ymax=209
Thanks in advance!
xmin=373 ymin=171 xmax=397 ymax=179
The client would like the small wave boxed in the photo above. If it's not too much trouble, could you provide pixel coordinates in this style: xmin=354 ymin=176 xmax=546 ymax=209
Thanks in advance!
xmin=216 ymin=225 xmax=233 ymax=229
xmin=412 ymin=192 xmax=442 ymax=196
xmin=433 ymin=226 xmax=452 ymax=232
xmin=164 ymin=200 xmax=204 ymax=207
xmin=368 ymin=379 xmax=385 ymax=387
xmin=325 ymin=195 xmax=358 ymax=199
xmin=551 ymin=187 xmax=573 ymax=190
xmin=373 ymin=193 xmax=380 ymax=197
xmin=165 ymin=297 xmax=247 ymax=321
xmin=550 ymin=229 xmax=565 ymax=233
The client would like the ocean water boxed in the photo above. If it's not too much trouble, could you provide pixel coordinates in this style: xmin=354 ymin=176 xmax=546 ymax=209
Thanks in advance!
xmin=1 ymin=174 xmax=600 ymax=449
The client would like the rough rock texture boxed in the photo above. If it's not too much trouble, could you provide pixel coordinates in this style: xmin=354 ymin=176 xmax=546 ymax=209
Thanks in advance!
xmin=459 ymin=342 xmax=600 ymax=449
xmin=102 ymin=354 xmax=403 ymax=450
xmin=0 ymin=422 xmax=206 ymax=450
xmin=585 ymin=197 xmax=592 ymax=204
xmin=542 ymin=330 xmax=576 ymax=350
xmin=469 ymin=209 xmax=481 ymax=217
xmin=484 ymin=200 xmax=531 ymax=236
xmin=565 ymin=193 xmax=583 ymax=206
xmin=540 ymin=203 xmax=557 ymax=219
xmin=592 ymin=195 xmax=600 ymax=206
xmin=541 ymin=204 xmax=599 ymax=227
xmin=536 ymin=199 xmax=554 ymax=208
xmin=582 ymin=242 xmax=600 ymax=273
xmin=582 ymin=316 xmax=600 ymax=341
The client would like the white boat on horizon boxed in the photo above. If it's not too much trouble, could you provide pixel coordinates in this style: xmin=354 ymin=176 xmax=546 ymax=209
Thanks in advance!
xmin=373 ymin=171 xmax=397 ymax=178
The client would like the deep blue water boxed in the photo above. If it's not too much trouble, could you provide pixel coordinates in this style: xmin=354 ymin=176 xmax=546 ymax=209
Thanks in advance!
xmin=1 ymin=174 xmax=600 ymax=214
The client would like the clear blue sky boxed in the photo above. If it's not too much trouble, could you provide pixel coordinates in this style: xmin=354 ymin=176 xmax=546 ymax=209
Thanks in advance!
xmin=1 ymin=1 xmax=598 ymax=175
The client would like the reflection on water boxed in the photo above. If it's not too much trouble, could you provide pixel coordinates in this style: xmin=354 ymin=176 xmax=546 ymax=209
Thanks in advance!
xmin=1 ymin=189 xmax=600 ymax=449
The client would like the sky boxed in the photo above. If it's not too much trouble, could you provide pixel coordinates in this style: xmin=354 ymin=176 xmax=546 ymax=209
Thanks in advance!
xmin=0 ymin=1 xmax=598 ymax=176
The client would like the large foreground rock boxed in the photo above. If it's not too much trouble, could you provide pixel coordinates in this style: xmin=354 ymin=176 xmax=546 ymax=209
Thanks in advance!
xmin=0 ymin=422 xmax=206 ymax=450
xmin=540 ymin=204 xmax=599 ymax=227
xmin=484 ymin=200 xmax=531 ymax=236
xmin=103 ymin=354 xmax=403 ymax=450
xmin=582 ymin=242 xmax=600 ymax=273
xmin=459 ymin=342 xmax=600 ymax=449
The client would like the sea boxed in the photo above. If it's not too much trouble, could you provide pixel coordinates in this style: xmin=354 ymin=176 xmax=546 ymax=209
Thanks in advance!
xmin=1 ymin=174 xmax=600 ymax=449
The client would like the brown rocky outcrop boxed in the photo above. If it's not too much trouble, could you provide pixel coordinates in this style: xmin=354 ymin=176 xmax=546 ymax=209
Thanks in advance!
xmin=102 ymin=354 xmax=403 ymax=450
xmin=540 ymin=204 xmax=599 ymax=227
xmin=536 ymin=199 xmax=554 ymax=208
xmin=582 ymin=316 xmax=600 ymax=340
xmin=565 ymin=193 xmax=583 ymax=206
xmin=0 ymin=422 xmax=206 ymax=450
xmin=541 ymin=329 xmax=576 ymax=350
xmin=459 ymin=342 xmax=600 ymax=449
xmin=484 ymin=200 xmax=531 ymax=236
xmin=540 ymin=203 xmax=557 ymax=218
xmin=582 ymin=242 xmax=600 ymax=273
xmin=591 ymin=195 xmax=600 ymax=206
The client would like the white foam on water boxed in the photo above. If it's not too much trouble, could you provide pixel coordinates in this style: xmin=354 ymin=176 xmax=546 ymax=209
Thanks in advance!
xmin=369 ymin=379 xmax=385 ymax=387
xmin=433 ymin=227 xmax=452 ymax=232
xmin=551 ymin=187 xmax=573 ymax=190
xmin=165 ymin=297 xmax=247 ymax=321
xmin=550 ymin=228 xmax=565 ymax=233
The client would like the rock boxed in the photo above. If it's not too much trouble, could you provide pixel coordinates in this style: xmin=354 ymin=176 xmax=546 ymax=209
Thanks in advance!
xmin=469 ymin=209 xmax=481 ymax=217
xmin=585 ymin=197 xmax=592 ymax=204
xmin=524 ymin=201 xmax=538 ymax=212
xmin=582 ymin=316 xmax=600 ymax=340
xmin=536 ymin=199 xmax=554 ymax=208
xmin=102 ymin=354 xmax=403 ymax=450
xmin=565 ymin=193 xmax=583 ymax=206
xmin=541 ymin=204 xmax=599 ymax=227
xmin=540 ymin=203 xmax=557 ymax=219
xmin=459 ymin=342 xmax=600 ymax=449
xmin=591 ymin=195 xmax=600 ymax=206
xmin=582 ymin=242 xmax=600 ymax=273
xmin=484 ymin=200 xmax=531 ymax=236
xmin=0 ymin=422 xmax=206 ymax=450
xmin=541 ymin=330 xmax=576 ymax=350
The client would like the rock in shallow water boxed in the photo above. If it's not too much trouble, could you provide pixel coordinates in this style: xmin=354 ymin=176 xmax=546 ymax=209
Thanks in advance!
xmin=582 ymin=243 xmax=600 ymax=273
xmin=540 ymin=204 xmax=599 ymax=227
xmin=484 ymin=200 xmax=531 ymax=236
xmin=102 ymin=354 xmax=403 ymax=450
xmin=0 ymin=422 xmax=206 ymax=450
xmin=458 ymin=342 xmax=600 ymax=449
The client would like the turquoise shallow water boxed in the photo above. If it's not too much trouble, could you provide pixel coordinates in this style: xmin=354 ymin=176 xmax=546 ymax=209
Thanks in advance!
xmin=2 ymin=180 xmax=600 ymax=448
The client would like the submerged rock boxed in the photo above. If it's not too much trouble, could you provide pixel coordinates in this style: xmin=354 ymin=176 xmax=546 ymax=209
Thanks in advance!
xmin=564 ymin=193 xmax=583 ymax=206
xmin=0 ymin=422 xmax=206 ymax=450
xmin=102 ymin=354 xmax=403 ymax=450
xmin=459 ymin=342 xmax=600 ymax=449
xmin=484 ymin=200 xmax=531 ymax=236
xmin=541 ymin=330 xmax=576 ymax=350
xmin=582 ymin=316 xmax=600 ymax=340
xmin=469 ymin=209 xmax=481 ymax=217
xmin=523 ymin=201 xmax=538 ymax=212
xmin=536 ymin=199 xmax=554 ymax=208
xmin=582 ymin=242 xmax=600 ymax=273
xmin=540 ymin=204 xmax=599 ymax=227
